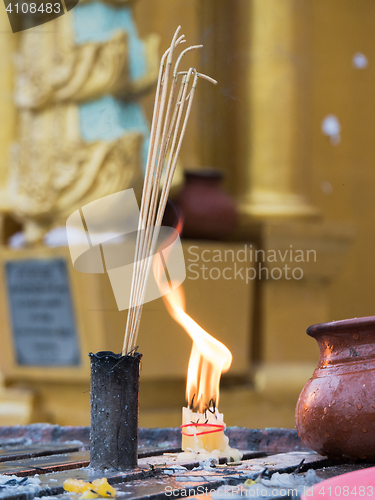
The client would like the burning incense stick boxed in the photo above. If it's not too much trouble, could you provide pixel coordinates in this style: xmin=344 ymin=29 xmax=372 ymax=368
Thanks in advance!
xmin=122 ymin=27 xmax=217 ymax=355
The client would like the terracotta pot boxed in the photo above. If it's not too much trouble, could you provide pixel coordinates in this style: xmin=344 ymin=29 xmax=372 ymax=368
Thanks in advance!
xmin=295 ymin=316 xmax=375 ymax=459
xmin=174 ymin=168 xmax=238 ymax=240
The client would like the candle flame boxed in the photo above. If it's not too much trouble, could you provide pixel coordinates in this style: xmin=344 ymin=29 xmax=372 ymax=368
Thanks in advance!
xmin=154 ymin=220 xmax=232 ymax=413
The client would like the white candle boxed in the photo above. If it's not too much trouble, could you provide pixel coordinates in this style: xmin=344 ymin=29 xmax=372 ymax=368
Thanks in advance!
xmin=181 ymin=406 xmax=229 ymax=453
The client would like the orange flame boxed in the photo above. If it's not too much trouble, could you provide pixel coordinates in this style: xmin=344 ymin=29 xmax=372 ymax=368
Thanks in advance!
xmin=154 ymin=223 xmax=232 ymax=413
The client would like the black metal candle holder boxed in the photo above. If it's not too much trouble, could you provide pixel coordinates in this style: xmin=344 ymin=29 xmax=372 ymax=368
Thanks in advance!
xmin=89 ymin=351 xmax=142 ymax=470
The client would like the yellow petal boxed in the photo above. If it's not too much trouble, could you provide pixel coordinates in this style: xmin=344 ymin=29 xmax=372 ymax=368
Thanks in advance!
xmin=80 ymin=490 xmax=99 ymax=499
xmin=82 ymin=483 xmax=94 ymax=492
xmin=244 ymin=479 xmax=256 ymax=487
xmin=64 ymin=479 xmax=89 ymax=493
xmin=92 ymin=478 xmax=116 ymax=497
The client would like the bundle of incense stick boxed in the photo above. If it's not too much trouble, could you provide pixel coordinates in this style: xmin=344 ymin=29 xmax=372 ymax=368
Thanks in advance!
xmin=122 ymin=26 xmax=217 ymax=355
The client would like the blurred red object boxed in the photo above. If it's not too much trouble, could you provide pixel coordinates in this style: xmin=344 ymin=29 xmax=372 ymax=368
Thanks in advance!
xmin=174 ymin=168 xmax=238 ymax=240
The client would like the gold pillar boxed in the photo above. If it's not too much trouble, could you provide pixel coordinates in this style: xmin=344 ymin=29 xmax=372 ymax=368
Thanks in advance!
xmin=0 ymin=11 xmax=34 ymax=425
xmin=239 ymin=0 xmax=317 ymax=218
xmin=0 ymin=10 xmax=17 ymax=212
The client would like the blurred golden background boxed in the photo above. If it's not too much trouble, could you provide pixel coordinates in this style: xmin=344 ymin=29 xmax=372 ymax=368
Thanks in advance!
xmin=0 ymin=0 xmax=374 ymax=430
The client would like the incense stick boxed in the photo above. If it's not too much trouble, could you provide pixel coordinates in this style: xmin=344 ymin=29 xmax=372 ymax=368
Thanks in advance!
xmin=122 ymin=28 xmax=217 ymax=356
xmin=123 ymin=28 xmax=184 ymax=348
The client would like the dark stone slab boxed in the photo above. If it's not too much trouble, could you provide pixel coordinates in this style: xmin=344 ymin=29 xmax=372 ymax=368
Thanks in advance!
xmin=0 ymin=443 xmax=87 ymax=463
xmin=0 ymin=426 xmax=311 ymax=453
xmin=224 ymin=428 xmax=311 ymax=453
xmin=138 ymin=428 xmax=181 ymax=448
xmin=0 ymin=448 xmax=196 ymax=476
xmin=314 ymin=462 xmax=375 ymax=480
xmin=0 ymin=451 xmax=332 ymax=500
xmin=0 ymin=426 xmax=371 ymax=500
xmin=0 ymin=425 xmax=90 ymax=445
xmin=0 ymin=451 xmax=90 ymax=476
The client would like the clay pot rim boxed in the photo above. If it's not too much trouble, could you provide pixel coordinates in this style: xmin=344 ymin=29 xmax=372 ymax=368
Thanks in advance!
xmin=307 ymin=315 xmax=375 ymax=336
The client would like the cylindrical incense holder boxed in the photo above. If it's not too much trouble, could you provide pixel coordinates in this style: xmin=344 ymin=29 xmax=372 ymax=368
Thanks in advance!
xmin=89 ymin=351 xmax=142 ymax=470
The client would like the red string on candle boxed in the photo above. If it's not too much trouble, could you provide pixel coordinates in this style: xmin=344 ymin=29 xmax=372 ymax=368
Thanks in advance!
xmin=180 ymin=423 xmax=225 ymax=437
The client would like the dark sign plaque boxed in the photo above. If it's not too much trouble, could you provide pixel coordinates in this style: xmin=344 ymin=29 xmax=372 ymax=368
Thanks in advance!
xmin=5 ymin=258 xmax=80 ymax=367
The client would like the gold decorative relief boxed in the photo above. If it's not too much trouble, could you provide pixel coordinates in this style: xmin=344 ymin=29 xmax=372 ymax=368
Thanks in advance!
xmin=15 ymin=15 xmax=159 ymax=110
xmin=10 ymin=104 xmax=143 ymax=243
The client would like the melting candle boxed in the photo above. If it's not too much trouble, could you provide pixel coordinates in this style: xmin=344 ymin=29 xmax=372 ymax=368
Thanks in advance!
xmin=181 ymin=406 xmax=227 ymax=452
xmin=180 ymin=406 xmax=242 ymax=461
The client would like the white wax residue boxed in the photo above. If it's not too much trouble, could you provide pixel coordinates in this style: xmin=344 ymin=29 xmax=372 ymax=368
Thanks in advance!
xmin=0 ymin=475 xmax=42 ymax=497
xmin=177 ymin=447 xmax=243 ymax=463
